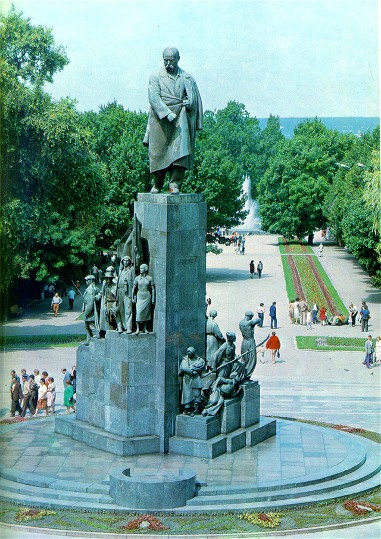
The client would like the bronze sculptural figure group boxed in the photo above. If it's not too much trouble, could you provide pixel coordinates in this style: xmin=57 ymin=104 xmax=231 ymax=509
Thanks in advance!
xmin=82 ymin=259 xmax=155 ymax=343
xmin=179 ymin=310 xmax=267 ymax=417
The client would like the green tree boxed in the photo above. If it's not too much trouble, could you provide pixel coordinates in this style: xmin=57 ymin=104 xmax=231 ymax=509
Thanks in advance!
xmin=252 ymin=114 xmax=284 ymax=198
xmin=0 ymin=8 xmax=105 ymax=304
xmin=258 ymin=119 xmax=352 ymax=243
xmin=325 ymin=126 xmax=380 ymax=285
xmin=81 ymin=102 xmax=150 ymax=245
xmin=184 ymin=101 xmax=261 ymax=230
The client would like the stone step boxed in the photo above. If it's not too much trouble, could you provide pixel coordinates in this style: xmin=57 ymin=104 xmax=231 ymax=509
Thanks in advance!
xmin=0 ymin=472 xmax=379 ymax=514
xmin=0 ymin=478 xmax=114 ymax=505
xmin=0 ymin=487 xmax=121 ymax=511
xmin=186 ymin=455 xmax=381 ymax=507
xmin=0 ymin=468 xmax=109 ymax=494
xmin=181 ymin=474 xmax=381 ymax=513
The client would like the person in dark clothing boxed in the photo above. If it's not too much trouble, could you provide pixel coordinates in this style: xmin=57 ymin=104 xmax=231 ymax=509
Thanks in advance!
xmin=257 ymin=261 xmax=263 ymax=278
xmin=10 ymin=377 xmax=23 ymax=416
xmin=269 ymin=302 xmax=277 ymax=329
xmin=249 ymin=260 xmax=255 ymax=278
xmin=360 ymin=305 xmax=371 ymax=332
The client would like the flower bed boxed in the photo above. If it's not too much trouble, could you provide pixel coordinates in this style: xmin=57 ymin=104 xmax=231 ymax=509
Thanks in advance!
xmin=122 ymin=514 xmax=169 ymax=531
xmin=343 ymin=500 xmax=381 ymax=516
xmin=16 ymin=508 xmax=56 ymax=522
xmin=279 ymin=238 xmax=346 ymax=317
xmin=240 ymin=512 xmax=283 ymax=528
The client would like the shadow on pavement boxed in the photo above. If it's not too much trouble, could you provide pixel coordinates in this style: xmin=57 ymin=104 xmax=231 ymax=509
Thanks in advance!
xmin=207 ymin=268 xmax=268 ymax=283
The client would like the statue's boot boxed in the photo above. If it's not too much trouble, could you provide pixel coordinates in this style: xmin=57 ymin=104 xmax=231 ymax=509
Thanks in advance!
xmin=117 ymin=324 xmax=123 ymax=335
xmin=169 ymin=166 xmax=185 ymax=194
xmin=150 ymin=171 xmax=165 ymax=194
xmin=169 ymin=182 xmax=180 ymax=194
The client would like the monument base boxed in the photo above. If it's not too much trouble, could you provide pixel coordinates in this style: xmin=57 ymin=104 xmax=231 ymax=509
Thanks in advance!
xmin=169 ymin=382 xmax=276 ymax=459
xmin=55 ymin=415 xmax=160 ymax=456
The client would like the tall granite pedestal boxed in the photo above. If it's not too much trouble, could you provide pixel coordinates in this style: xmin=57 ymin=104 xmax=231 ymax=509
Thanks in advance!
xmin=56 ymin=194 xmax=207 ymax=455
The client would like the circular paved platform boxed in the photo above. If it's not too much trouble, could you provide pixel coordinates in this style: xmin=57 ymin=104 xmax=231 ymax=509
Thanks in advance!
xmin=0 ymin=415 xmax=379 ymax=512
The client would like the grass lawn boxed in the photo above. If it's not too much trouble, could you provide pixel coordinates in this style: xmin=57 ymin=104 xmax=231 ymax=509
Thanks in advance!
xmin=296 ymin=336 xmax=368 ymax=351
xmin=0 ymin=334 xmax=85 ymax=349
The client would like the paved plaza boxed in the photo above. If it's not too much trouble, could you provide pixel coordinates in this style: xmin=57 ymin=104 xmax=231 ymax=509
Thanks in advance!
xmin=0 ymin=234 xmax=380 ymax=538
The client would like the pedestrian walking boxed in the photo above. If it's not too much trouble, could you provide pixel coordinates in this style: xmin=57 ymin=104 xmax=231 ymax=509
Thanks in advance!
xmin=319 ymin=306 xmax=327 ymax=326
xmin=71 ymin=366 xmax=77 ymax=394
xmin=266 ymin=331 xmax=281 ymax=364
xmin=312 ymin=301 xmax=319 ymax=324
xmin=51 ymin=292 xmax=62 ymax=317
xmin=360 ymin=304 xmax=371 ymax=332
xmin=10 ymin=377 xmax=23 ymax=417
xmin=10 ymin=370 xmax=20 ymax=385
xmin=33 ymin=378 xmax=48 ymax=417
xmin=20 ymin=368 xmax=29 ymax=380
xmin=288 ymin=300 xmax=295 ymax=324
xmin=46 ymin=377 xmax=56 ymax=414
xmin=258 ymin=345 xmax=266 ymax=363
xmin=363 ymin=335 xmax=373 ymax=369
xmin=269 ymin=302 xmax=277 ymax=329
xmin=257 ymin=303 xmax=265 ymax=327
xmin=318 ymin=243 xmax=324 ymax=257
xmin=257 ymin=261 xmax=263 ymax=278
xmin=61 ymin=368 xmax=71 ymax=391
xmin=349 ymin=303 xmax=358 ymax=327
xmin=375 ymin=336 xmax=381 ymax=365
xmin=294 ymin=299 xmax=300 ymax=325
xmin=64 ymin=381 xmax=76 ymax=414
xmin=249 ymin=260 xmax=255 ymax=278
xmin=28 ymin=374 xmax=39 ymax=409
xmin=20 ymin=376 xmax=36 ymax=417
xmin=299 ymin=299 xmax=308 ymax=325
xmin=306 ymin=309 xmax=313 ymax=330
xmin=68 ymin=288 xmax=76 ymax=310
xmin=33 ymin=369 xmax=41 ymax=385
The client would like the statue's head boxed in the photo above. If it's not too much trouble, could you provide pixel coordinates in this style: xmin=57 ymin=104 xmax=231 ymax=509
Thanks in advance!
xmin=104 ymin=266 xmax=115 ymax=279
xmin=186 ymin=346 xmax=196 ymax=358
xmin=139 ymin=263 xmax=148 ymax=274
xmin=245 ymin=310 xmax=254 ymax=319
xmin=209 ymin=309 xmax=217 ymax=318
xmin=121 ymin=256 xmax=132 ymax=267
xmin=226 ymin=332 xmax=236 ymax=343
xmin=163 ymin=47 xmax=180 ymax=74
xmin=85 ymin=275 xmax=95 ymax=283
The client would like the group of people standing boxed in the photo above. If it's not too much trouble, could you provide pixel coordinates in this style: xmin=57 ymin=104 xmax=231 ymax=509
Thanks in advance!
xmin=9 ymin=366 xmax=76 ymax=418
xmin=287 ymin=298 xmax=372 ymax=330
xmin=348 ymin=302 xmax=371 ymax=332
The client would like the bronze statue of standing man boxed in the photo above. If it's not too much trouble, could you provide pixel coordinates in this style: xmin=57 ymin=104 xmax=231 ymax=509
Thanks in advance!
xmin=143 ymin=47 xmax=203 ymax=194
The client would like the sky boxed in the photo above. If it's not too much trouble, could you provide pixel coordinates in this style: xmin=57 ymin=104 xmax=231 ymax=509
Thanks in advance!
xmin=6 ymin=0 xmax=380 ymax=117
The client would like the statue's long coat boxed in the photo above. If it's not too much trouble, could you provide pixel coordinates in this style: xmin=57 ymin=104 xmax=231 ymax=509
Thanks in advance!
xmin=143 ymin=67 xmax=203 ymax=173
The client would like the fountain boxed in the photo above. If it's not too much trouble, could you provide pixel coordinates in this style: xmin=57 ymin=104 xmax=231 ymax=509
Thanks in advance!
xmin=234 ymin=176 xmax=262 ymax=233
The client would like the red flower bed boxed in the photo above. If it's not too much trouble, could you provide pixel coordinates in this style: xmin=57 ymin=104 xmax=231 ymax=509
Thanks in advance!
xmin=343 ymin=499 xmax=381 ymax=515
xmin=332 ymin=424 xmax=366 ymax=434
xmin=122 ymin=514 xmax=169 ymax=531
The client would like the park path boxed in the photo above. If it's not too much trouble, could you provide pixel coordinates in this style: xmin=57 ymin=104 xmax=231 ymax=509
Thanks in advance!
xmin=206 ymin=233 xmax=380 ymax=433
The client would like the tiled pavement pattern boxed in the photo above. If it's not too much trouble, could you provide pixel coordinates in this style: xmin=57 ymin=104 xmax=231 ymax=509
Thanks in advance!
xmin=0 ymin=415 xmax=380 ymax=513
